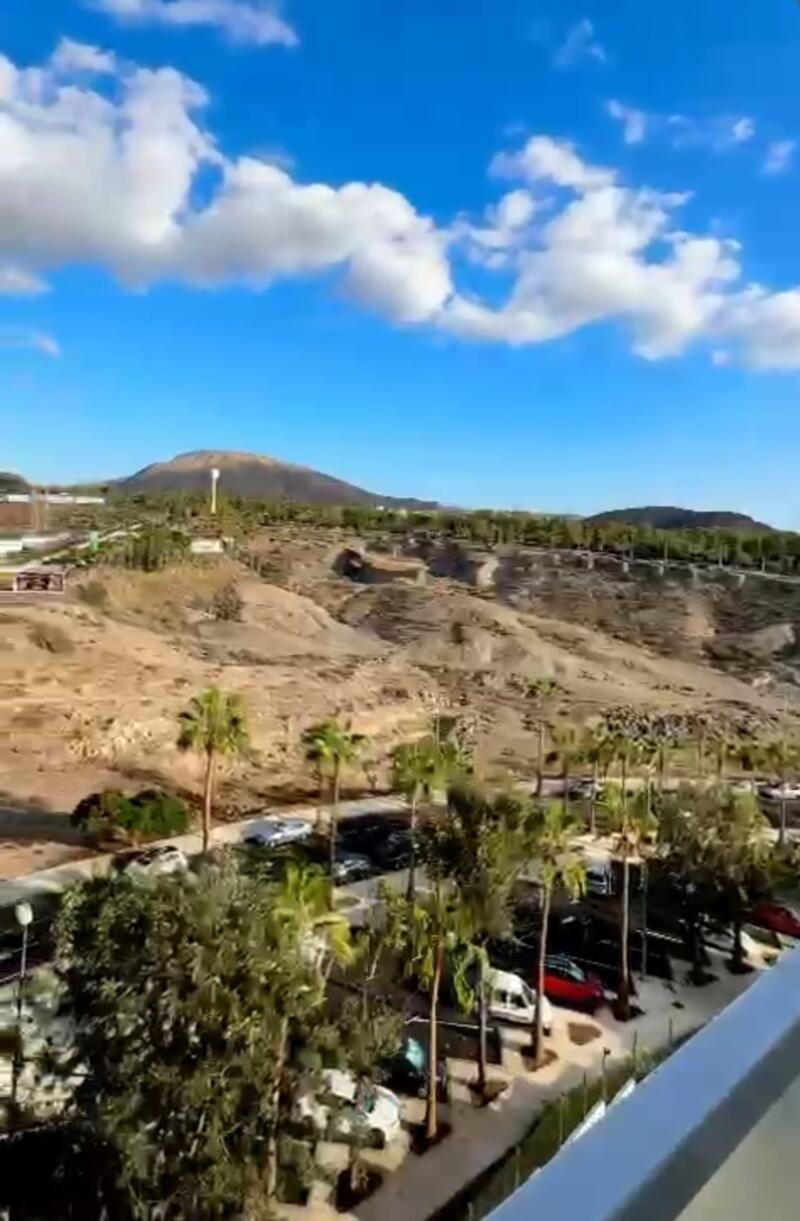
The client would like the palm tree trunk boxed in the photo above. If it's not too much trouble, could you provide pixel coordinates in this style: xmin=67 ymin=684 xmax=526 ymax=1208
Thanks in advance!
xmin=202 ymin=748 xmax=215 ymax=854
xmin=780 ymin=792 xmax=787 ymax=848
xmin=621 ymin=754 xmax=628 ymax=811
xmin=657 ymin=748 xmax=666 ymax=794
xmin=536 ymin=723 xmax=545 ymax=798
xmin=617 ymin=857 xmax=631 ymax=1019
xmin=589 ymin=761 xmax=598 ymax=837
xmin=427 ymin=941 xmax=444 ymax=1142
xmin=476 ymin=956 xmax=488 ymax=1095
xmin=406 ymin=791 xmax=418 ymax=902
xmin=265 ymin=1015 xmax=289 ymax=1198
xmin=329 ymin=764 xmax=341 ymax=904
xmin=697 ymin=727 xmax=706 ymax=782
xmin=562 ymin=760 xmax=570 ymax=813
xmin=534 ymin=884 xmax=551 ymax=1067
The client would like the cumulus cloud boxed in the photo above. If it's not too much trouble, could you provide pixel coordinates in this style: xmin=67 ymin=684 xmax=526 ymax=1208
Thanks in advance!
xmin=607 ymin=100 xmax=647 ymax=145
xmin=1 ymin=46 xmax=800 ymax=370
xmin=50 ymin=37 xmax=116 ymax=75
xmin=0 ymin=329 xmax=61 ymax=357
xmin=553 ymin=19 xmax=607 ymax=69
xmin=762 ymin=140 xmax=795 ymax=177
xmin=0 ymin=48 xmax=449 ymax=324
xmin=89 ymin=0 xmax=298 ymax=47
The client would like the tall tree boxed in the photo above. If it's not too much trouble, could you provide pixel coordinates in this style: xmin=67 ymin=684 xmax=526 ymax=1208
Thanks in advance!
xmin=426 ymin=784 xmax=531 ymax=1093
xmin=706 ymin=792 xmax=772 ymax=970
xmin=581 ymin=723 xmax=614 ymax=836
xmin=382 ymin=873 xmax=474 ymax=1142
xmin=528 ymin=802 xmax=585 ymax=1066
xmin=600 ymin=784 xmax=656 ymax=1019
xmin=52 ymin=862 xmax=338 ymax=1220
xmin=548 ymin=722 xmax=584 ymax=812
xmin=526 ymin=678 xmax=559 ymax=796
xmin=303 ymin=718 xmax=364 ymax=899
xmin=176 ymin=687 xmax=249 ymax=853
xmin=760 ymin=738 xmax=799 ymax=848
xmin=391 ymin=737 xmax=440 ymax=900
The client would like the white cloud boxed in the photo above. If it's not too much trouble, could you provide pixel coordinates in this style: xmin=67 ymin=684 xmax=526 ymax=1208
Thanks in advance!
xmin=0 ymin=48 xmax=449 ymax=324
xmin=762 ymin=140 xmax=795 ymax=177
xmin=50 ymin=38 xmax=116 ymax=75
xmin=0 ymin=266 xmax=48 ymax=295
xmin=89 ymin=0 xmax=298 ymax=47
xmin=1 ymin=46 xmax=799 ymax=371
xmin=553 ymin=19 xmax=607 ymax=69
xmin=669 ymin=113 xmax=755 ymax=152
xmin=491 ymin=136 xmax=615 ymax=191
xmin=0 ymin=329 xmax=60 ymax=357
xmin=607 ymin=100 xmax=647 ymax=145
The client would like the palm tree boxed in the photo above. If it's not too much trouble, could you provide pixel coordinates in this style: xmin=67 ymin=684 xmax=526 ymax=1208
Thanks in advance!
xmin=176 ymin=686 xmax=249 ymax=853
xmin=609 ymin=733 xmax=645 ymax=808
xmin=600 ymin=785 xmax=656 ymax=1019
xmin=759 ymin=738 xmax=798 ymax=847
xmin=581 ymin=723 xmax=614 ymax=836
xmin=392 ymin=737 xmax=439 ymax=900
xmin=382 ymin=878 xmax=475 ymax=1141
xmin=705 ymin=791 xmax=771 ymax=971
xmin=266 ymin=862 xmax=352 ymax=1197
xmin=548 ymin=723 xmax=584 ymax=811
xmin=526 ymin=678 xmax=559 ymax=796
xmin=530 ymin=802 xmax=586 ymax=1066
xmin=303 ymin=718 xmax=365 ymax=897
xmin=433 ymin=784 xmax=531 ymax=1093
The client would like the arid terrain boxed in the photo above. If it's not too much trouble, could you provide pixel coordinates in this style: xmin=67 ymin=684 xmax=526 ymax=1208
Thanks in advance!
xmin=2 ymin=527 xmax=800 ymax=879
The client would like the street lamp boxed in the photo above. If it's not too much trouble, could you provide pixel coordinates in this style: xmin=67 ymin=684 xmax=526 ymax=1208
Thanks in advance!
xmin=9 ymin=901 xmax=33 ymax=1129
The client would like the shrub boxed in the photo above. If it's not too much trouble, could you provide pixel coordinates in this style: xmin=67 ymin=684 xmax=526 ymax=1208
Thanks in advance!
xmin=27 ymin=623 xmax=73 ymax=654
xmin=77 ymin=580 xmax=109 ymax=610
xmin=71 ymin=788 xmax=191 ymax=845
xmin=211 ymin=582 xmax=244 ymax=622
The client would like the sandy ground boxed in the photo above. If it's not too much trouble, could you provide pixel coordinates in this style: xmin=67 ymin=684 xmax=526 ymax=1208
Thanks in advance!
xmin=1 ymin=547 xmax=796 ymax=878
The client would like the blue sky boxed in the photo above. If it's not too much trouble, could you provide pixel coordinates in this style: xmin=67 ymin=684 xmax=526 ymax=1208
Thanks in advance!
xmin=2 ymin=0 xmax=800 ymax=524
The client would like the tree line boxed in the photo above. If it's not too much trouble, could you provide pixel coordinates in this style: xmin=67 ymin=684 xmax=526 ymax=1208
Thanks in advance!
xmin=61 ymin=491 xmax=800 ymax=575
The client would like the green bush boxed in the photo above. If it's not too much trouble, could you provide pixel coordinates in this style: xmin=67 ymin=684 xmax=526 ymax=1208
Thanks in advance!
xmin=211 ymin=582 xmax=244 ymax=622
xmin=71 ymin=788 xmax=191 ymax=845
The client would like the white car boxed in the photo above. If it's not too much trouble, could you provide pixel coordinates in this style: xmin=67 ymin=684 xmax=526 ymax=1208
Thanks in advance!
xmin=122 ymin=845 xmax=187 ymax=878
xmin=294 ymin=1069 xmax=403 ymax=1148
xmin=243 ymin=818 xmax=312 ymax=849
xmin=487 ymin=968 xmax=553 ymax=1035
xmin=758 ymin=783 xmax=800 ymax=802
xmin=705 ymin=923 xmax=781 ymax=967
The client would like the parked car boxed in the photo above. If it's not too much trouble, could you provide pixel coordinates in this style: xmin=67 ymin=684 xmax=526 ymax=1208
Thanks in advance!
xmin=585 ymin=859 xmax=615 ymax=897
xmin=120 ymin=845 xmax=187 ymax=878
xmin=542 ymin=955 xmax=605 ymax=1011
xmin=749 ymin=900 xmax=800 ymax=940
xmin=294 ymin=837 xmax=373 ymax=883
xmin=294 ymin=1069 xmax=403 ymax=1147
xmin=381 ymin=1036 xmax=450 ymax=1102
xmin=757 ymin=783 xmax=800 ymax=802
xmin=704 ymin=923 xmax=781 ymax=967
xmin=487 ymin=968 xmax=552 ymax=1035
xmin=568 ymin=779 xmax=603 ymax=800
xmin=366 ymin=829 xmax=412 ymax=872
xmin=243 ymin=818 xmax=311 ymax=849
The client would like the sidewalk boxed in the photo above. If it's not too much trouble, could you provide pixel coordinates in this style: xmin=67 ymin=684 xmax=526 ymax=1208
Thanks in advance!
xmin=347 ymin=958 xmax=760 ymax=1221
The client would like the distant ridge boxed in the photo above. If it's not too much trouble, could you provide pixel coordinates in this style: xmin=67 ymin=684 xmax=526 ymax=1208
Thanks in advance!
xmin=118 ymin=450 xmax=437 ymax=509
xmin=585 ymin=506 xmax=775 ymax=532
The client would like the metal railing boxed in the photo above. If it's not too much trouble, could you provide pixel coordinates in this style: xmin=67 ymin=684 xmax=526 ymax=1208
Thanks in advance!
xmin=488 ymin=946 xmax=800 ymax=1221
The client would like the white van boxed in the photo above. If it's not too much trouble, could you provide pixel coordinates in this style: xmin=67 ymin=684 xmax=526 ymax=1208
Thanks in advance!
xmin=487 ymin=968 xmax=553 ymax=1035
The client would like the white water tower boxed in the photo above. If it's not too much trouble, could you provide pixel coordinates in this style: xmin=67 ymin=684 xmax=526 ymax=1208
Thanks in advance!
xmin=210 ymin=467 xmax=220 ymax=515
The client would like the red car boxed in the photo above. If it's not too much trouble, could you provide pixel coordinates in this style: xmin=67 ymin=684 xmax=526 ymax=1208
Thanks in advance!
xmin=750 ymin=901 xmax=800 ymax=940
xmin=542 ymin=955 xmax=605 ymax=1011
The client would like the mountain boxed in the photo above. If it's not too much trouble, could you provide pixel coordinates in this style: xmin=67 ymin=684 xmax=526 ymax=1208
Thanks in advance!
xmin=585 ymin=506 xmax=775 ymax=532
xmin=118 ymin=450 xmax=436 ymax=508
xmin=0 ymin=471 xmax=30 ymax=493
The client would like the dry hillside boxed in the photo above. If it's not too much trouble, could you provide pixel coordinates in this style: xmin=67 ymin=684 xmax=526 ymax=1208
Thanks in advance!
xmin=2 ymin=529 xmax=798 ymax=877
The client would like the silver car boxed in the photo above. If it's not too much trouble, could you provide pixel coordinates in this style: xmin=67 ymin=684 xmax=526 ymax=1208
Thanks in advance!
xmin=244 ymin=818 xmax=312 ymax=849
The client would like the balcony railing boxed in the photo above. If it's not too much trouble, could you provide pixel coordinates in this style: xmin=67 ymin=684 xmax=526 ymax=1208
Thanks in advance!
xmin=489 ymin=944 xmax=800 ymax=1221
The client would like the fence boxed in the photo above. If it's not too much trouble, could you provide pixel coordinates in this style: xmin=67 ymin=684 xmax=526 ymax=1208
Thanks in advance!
xmin=430 ymin=1021 xmax=685 ymax=1221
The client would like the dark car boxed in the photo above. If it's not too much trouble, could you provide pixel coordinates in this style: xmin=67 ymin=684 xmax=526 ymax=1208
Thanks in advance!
xmin=381 ymin=1036 xmax=450 ymax=1103
xmin=367 ymin=829 xmax=413 ymax=873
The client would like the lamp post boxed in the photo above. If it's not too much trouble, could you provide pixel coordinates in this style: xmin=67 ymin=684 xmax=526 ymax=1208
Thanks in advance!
xmin=9 ymin=901 xmax=33 ymax=1129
